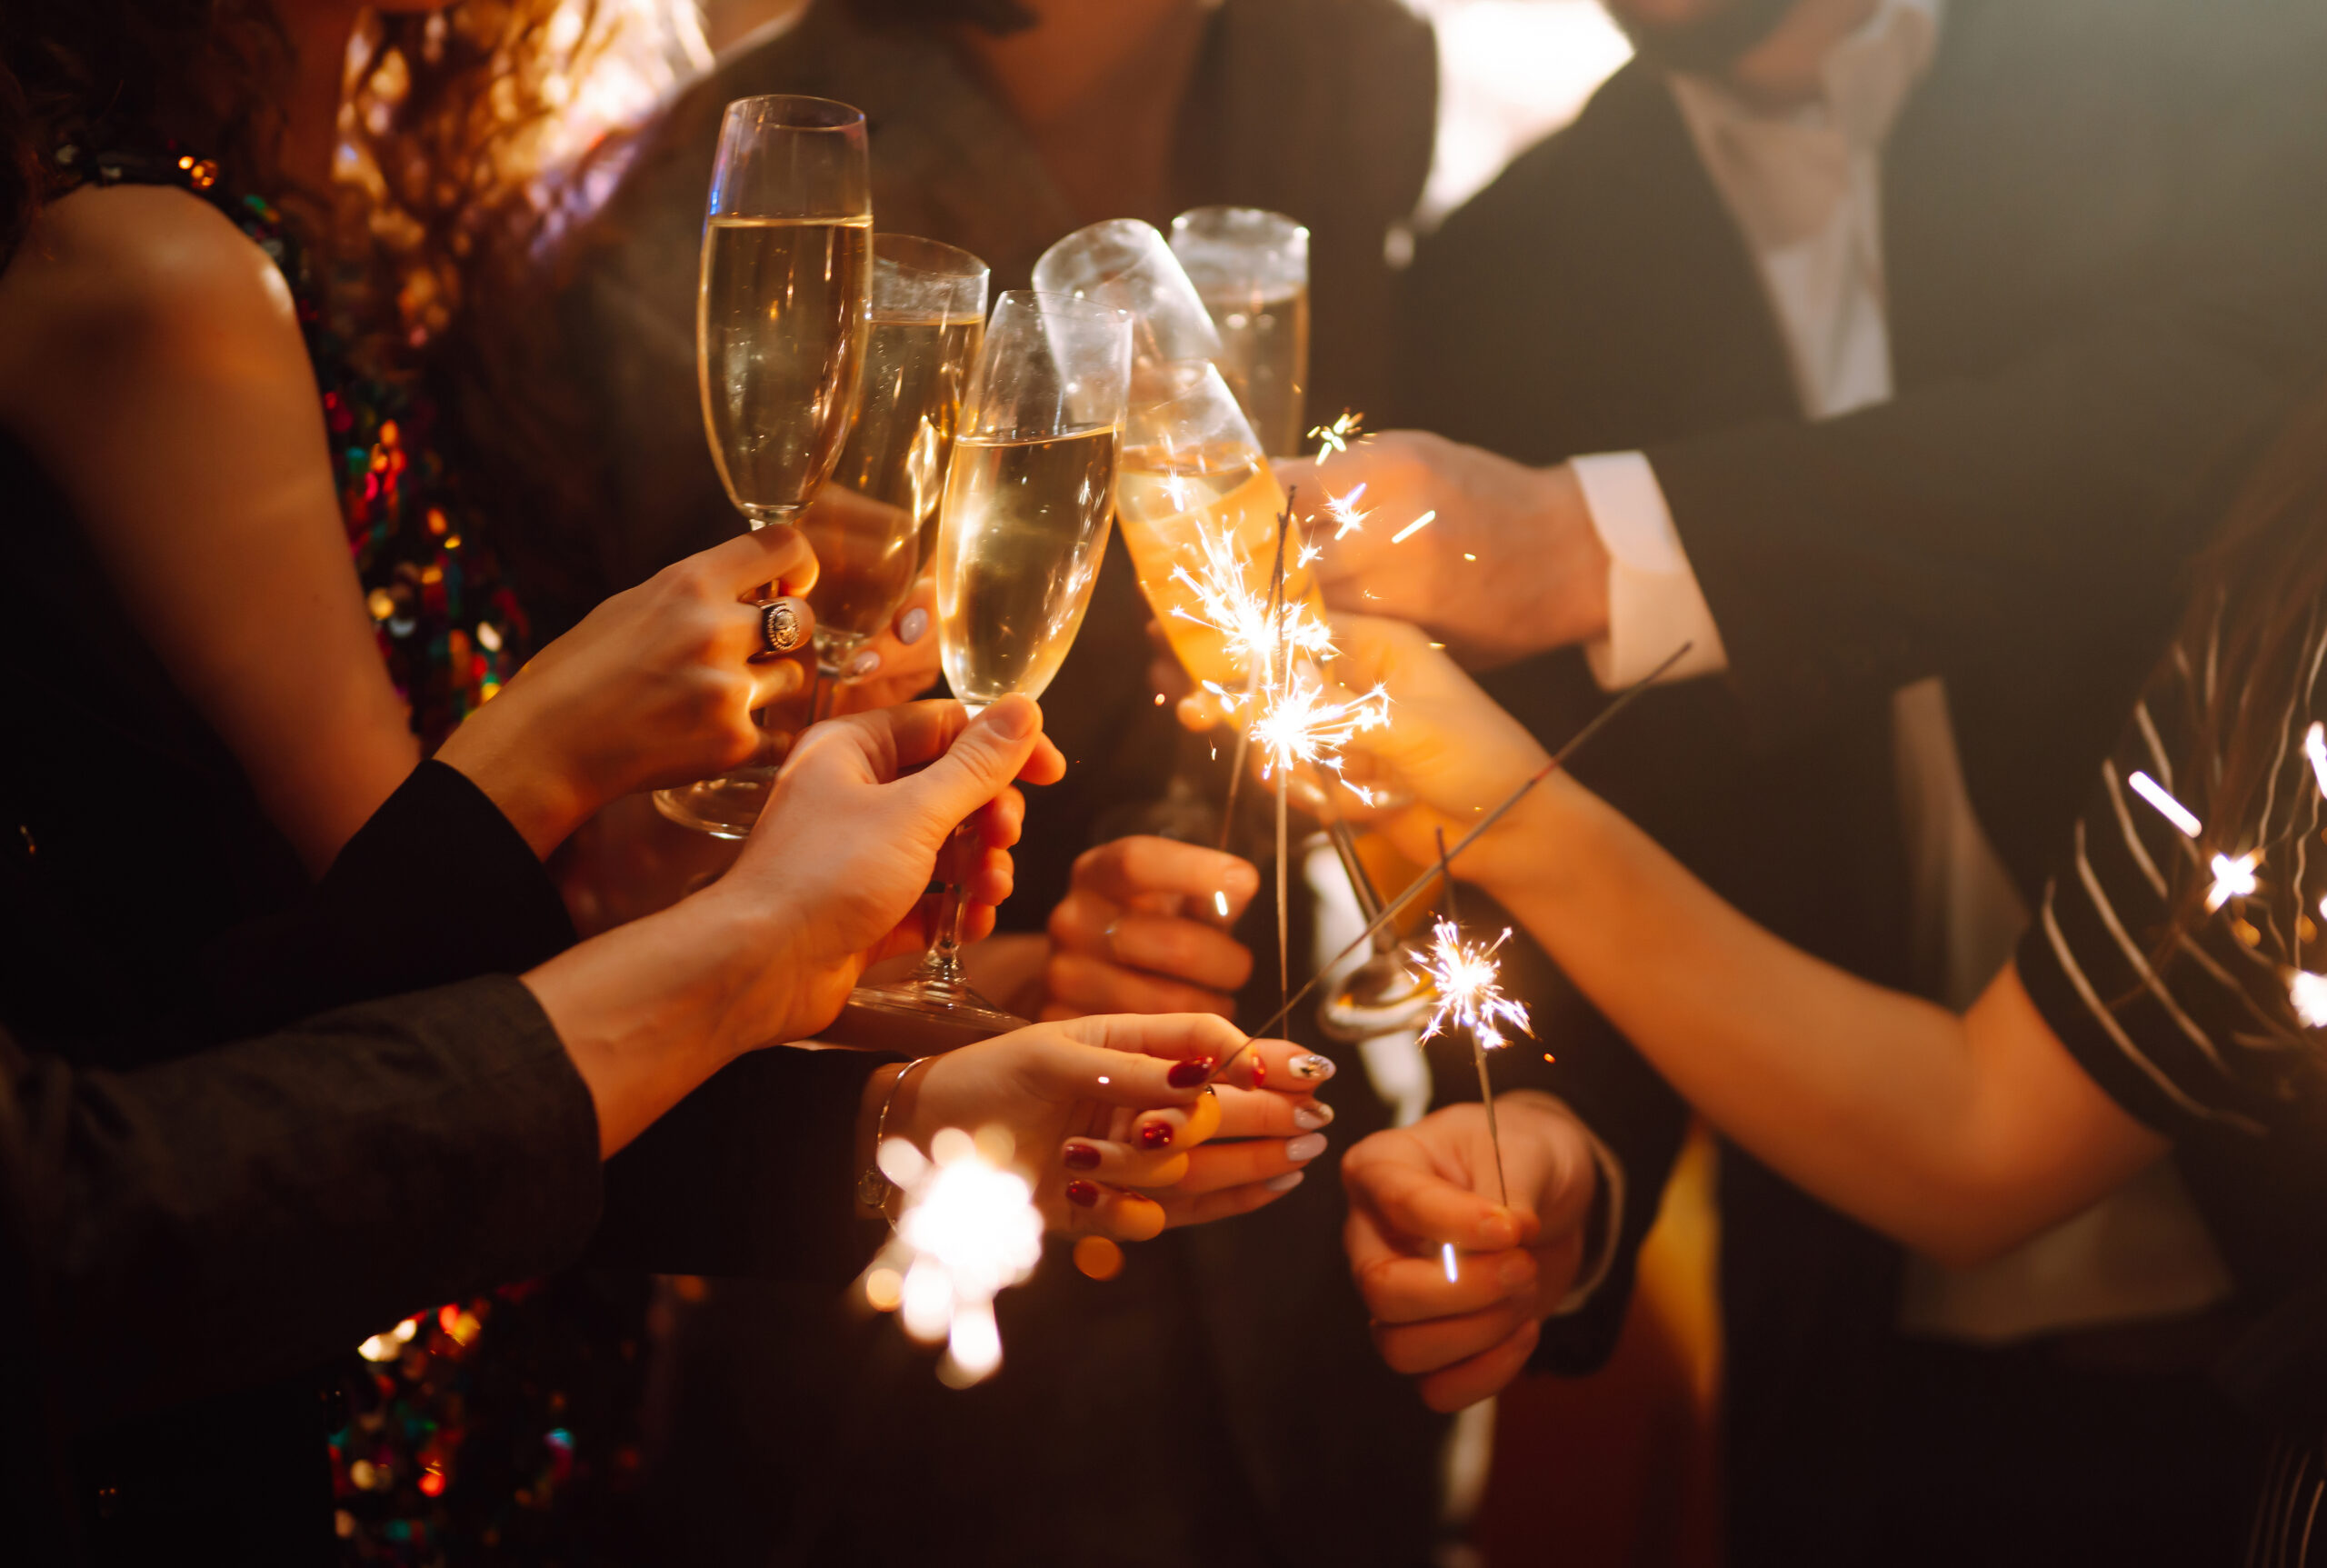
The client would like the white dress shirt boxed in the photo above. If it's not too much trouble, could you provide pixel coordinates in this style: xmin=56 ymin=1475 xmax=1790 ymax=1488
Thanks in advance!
xmin=1571 ymin=0 xmax=2232 ymax=1342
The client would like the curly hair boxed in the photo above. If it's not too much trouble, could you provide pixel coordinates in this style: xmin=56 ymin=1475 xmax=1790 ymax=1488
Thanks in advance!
xmin=0 ymin=0 xmax=621 ymax=370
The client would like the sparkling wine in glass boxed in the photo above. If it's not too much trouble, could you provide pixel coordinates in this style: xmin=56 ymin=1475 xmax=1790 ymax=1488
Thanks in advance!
xmin=1170 ymin=206 xmax=1311 ymax=458
xmin=798 ymin=235 xmax=988 ymax=713
xmin=655 ymin=95 xmax=872 ymax=838
xmin=847 ymin=290 xmax=1133 ymax=1033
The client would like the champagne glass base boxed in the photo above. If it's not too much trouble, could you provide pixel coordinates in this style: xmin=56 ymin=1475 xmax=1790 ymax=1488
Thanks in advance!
xmin=651 ymin=769 xmax=776 ymax=839
xmin=1317 ymin=954 xmax=1434 ymax=1044
xmin=844 ymin=977 xmax=1027 ymax=1038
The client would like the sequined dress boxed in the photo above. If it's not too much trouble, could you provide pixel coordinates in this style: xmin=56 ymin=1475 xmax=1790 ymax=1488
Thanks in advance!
xmin=0 ymin=148 xmax=637 ymax=1563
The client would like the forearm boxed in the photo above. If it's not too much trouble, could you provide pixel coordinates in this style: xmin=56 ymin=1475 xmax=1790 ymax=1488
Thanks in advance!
xmin=522 ymin=892 xmax=804 ymax=1155
xmin=1469 ymin=784 xmax=2046 ymax=1262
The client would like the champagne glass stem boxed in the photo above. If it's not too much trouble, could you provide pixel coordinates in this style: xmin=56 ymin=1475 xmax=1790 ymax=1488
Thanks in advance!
xmin=920 ymin=822 xmax=978 ymax=984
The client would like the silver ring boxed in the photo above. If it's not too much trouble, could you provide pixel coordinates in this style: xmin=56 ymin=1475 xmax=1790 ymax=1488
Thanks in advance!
xmin=760 ymin=598 xmax=806 ymax=655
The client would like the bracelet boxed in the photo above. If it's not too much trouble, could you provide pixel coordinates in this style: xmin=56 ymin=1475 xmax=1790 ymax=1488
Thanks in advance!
xmin=856 ymin=1055 xmax=936 ymax=1214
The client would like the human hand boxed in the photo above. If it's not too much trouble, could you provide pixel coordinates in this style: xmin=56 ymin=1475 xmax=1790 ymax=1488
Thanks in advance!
xmin=704 ymin=694 xmax=1067 ymax=1046
xmin=1035 ymin=836 xmax=1261 ymax=1021
xmin=436 ymin=527 xmax=818 ymax=856
xmin=826 ymin=576 xmax=944 ymax=714
xmin=1277 ymin=433 xmax=1606 ymax=670
xmin=1342 ymin=1092 xmax=1601 ymax=1411
xmin=877 ymin=1014 xmax=1324 ymax=1239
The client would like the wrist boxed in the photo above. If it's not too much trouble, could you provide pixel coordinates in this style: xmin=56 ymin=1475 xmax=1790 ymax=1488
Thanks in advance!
xmin=435 ymin=712 xmax=603 ymax=860
xmin=688 ymin=886 xmax=823 ymax=1055
xmin=1537 ymin=463 xmax=1611 ymax=647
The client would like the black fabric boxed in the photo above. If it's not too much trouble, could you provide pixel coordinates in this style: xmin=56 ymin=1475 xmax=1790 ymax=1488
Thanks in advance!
xmin=1395 ymin=1 xmax=2327 ymax=1562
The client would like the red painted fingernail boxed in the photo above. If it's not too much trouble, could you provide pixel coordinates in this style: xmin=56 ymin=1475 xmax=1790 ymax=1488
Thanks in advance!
xmin=1167 ymin=1057 xmax=1216 ymax=1089
xmin=1063 ymin=1142 xmax=1100 ymax=1171
xmin=1250 ymin=1056 xmax=1267 ymax=1088
xmin=1066 ymin=1181 xmax=1099 ymax=1207
xmin=1139 ymin=1122 xmax=1173 ymax=1150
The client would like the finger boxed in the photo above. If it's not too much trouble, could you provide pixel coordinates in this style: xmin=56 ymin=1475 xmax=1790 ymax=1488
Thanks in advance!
xmin=1058 ymin=1182 xmax=1167 ymax=1243
xmin=1227 ymin=1038 xmax=1331 ymax=1095
xmin=894 ymin=695 xmax=1047 ymax=824
xmin=1209 ymin=1084 xmax=1328 ymax=1139
xmin=1061 ymin=1135 xmax=1190 ymax=1190
xmin=972 ymin=784 xmax=1027 ymax=854
xmin=1172 ymin=1129 xmax=1329 ymax=1193
xmin=1043 ymin=950 xmax=1239 ymax=1021
xmin=1373 ymin=1300 xmax=1537 ymax=1379
xmin=1156 ymin=1173 xmax=1303 ymax=1229
xmin=1354 ymin=1246 xmax=1540 ymax=1327
xmin=958 ymin=844 xmax=1015 ymax=911
xmin=698 ymin=521 xmax=820 ymax=597
xmin=1120 ymin=1085 xmax=1225 ymax=1156
xmin=1073 ymin=837 xmax=1260 ymax=920
xmin=746 ymin=650 xmax=809 ymax=711
xmin=1416 ymin=1318 xmax=1542 ymax=1414
xmin=893 ymin=581 xmax=934 ymax=648
xmin=1044 ymin=1011 xmax=1250 ymax=1071
xmin=1048 ymin=894 xmax=1253 ymax=994
xmin=1343 ymin=1149 xmax=1534 ymax=1253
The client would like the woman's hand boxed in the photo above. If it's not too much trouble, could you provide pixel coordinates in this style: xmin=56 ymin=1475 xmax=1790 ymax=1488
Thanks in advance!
xmin=1034 ymin=836 xmax=1261 ymax=1020
xmin=437 ymin=527 xmax=821 ymax=856
xmin=707 ymin=694 xmax=1066 ymax=1045
xmin=826 ymin=577 xmax=945 ymax=715
xmin=872 ymin=1014 xmax=1325 ymax=1240
xmin=1328 ymin=613 xmax=1553 ymax=871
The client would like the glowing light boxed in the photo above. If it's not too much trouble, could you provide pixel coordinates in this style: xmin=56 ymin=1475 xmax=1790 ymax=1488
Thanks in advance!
xmin=1391 ymin=509 xmax=1438 ymax=544
xmin=1414 ymin=918 xmax=1533 ymax=1052
xmin=1168 ymin=521 xmax=1332 ymax=687
xmin=1074 ymin=1234 xmax=1126 ymax=1281
xmin=1251 ymin=671 xmax=1393 ymax=806
xmin=2206 ymin=851 xmax=2261 ymax=914
xmin=1441 ymin=1241 xmax=1460 ymax=1284
xmin=1323 ymin=483 xmax=1372 ymax=539
xmin=1213 ymin=889 xmax=1232 ymax=919
xmin=1309 ymin=410 xmax=1364 ymax=464
xmin=2307 ymin=722 xmax=2327 ymax=801
xmin=357 ymin=1314 xmax=422 ymax=1363
xmin=2292 ymin=971 xmax=2327 ymax=1029
xmin=2128 ymin=770 xmax=2202 ymax=838
xmin=858 ymin=1126 xmax=1044 ymax=1386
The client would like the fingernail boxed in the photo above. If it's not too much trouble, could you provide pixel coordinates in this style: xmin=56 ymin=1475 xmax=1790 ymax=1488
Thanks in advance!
xmin=1293 ymin=1101 xmax=1333 ymax=1131
xmin=897 ymin=605 xmax=929 ymax=644
xmin=1290 ymin=1054 xmax=1336 ymax=1082
xmin=1285 ymin=1133 xmax=1328 ymax=1164
xmin=1166 ymin=1057 xmax=1216 ymax=1089
xmin=845 ymin=649 xmax=881 ymax=679
xmin=1066 ymin=1180 xmax=1099 ymax=1208
xmin=1249 ymin=1056 xmax=1267 ymax=1088
xmin=986 ymin=695 xmax=1038 ymax=739
xmin=1063 ymin=1142 xmax=1100 ymax=1171
xmin=1263 ymin=1171 xmax=1305 ymax=1193
xmin=1498 ymin=1253 xmax=1535 ymax=1290
xmin=1139 ymin=1122 xmax=1173 ymax=1150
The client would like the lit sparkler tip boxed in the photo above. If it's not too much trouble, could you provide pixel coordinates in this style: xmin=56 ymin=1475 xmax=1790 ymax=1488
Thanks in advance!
xmin=1413 ymin=918 xmax=1532 ymax=1050
xmin=2292 ymin=969 xmax=2327 ymax=1030
xmin=1323 ymin=483 xmax=1372 ymax=539
xmin=2128 ymin=770 xmax=2203 ymax=838
xmin=2206 ymin=851 xmax=2261 ymax=914
xmin=860 ymin=1125 xmax=1044 ymax=1387
xmin=1309 ymin=411 xmax=1365 ymax=464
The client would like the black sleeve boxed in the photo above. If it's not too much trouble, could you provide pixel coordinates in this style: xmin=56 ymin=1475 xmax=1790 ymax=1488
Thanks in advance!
xmin=0 ymin=977 xmax=602 ymax=1430
xmin=196 ymin=759 xmax=577 ymax=1040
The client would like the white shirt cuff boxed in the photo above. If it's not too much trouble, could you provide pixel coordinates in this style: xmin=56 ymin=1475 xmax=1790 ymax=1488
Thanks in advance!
xmin=1570 ymin=452 xmax=1729 ymax=690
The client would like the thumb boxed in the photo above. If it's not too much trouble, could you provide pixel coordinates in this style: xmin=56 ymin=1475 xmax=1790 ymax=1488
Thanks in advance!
xmin=893 ymin=694 xmax=1044 ymax=831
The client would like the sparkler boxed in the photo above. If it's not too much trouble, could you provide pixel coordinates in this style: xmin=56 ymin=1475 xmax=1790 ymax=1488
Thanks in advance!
xmin=858 ymin=1127 xmax=1044 ymax=1387
xmin=1323 ymin=483 xmax=1372 ymax=540
xmin=1413 ymin=828 xmax=1532 ymax=1207
xmin=1309 ymin=410 xmax=1364 ymax=464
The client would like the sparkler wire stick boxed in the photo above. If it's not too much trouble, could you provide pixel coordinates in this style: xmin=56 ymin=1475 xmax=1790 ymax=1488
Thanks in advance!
xmin=1213 ymin=491 xmax=1298 ymax=856
xmin=1209 ymin=639 xmax=1693 ymax=1075
xmin=1266 ymin=493 xmax=1295 ymax=1002
xmin=1435 ymin=827 xmax=1510 ymax=1208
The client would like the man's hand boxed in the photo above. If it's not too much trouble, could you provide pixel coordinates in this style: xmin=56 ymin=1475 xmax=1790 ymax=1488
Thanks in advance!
xmin=1277 ymin=432 xmax=1609 ymax=670
xmin=1342 ymin=1091 xmax=1602 ymax=1412
xmin=1036 ymin=836 xmax=1261 ymax=1021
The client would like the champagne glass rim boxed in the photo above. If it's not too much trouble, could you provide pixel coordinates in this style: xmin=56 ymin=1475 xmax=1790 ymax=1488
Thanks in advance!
xmin=874 ymin=232 xmax=989 ymax=282
xmin=720 ymin=93 xmax=866 ymax=132
xmin=1170 ymin=205 xmax=1311 ymax=243
xmin=995 ymin=286 xmax=1132 ymax=325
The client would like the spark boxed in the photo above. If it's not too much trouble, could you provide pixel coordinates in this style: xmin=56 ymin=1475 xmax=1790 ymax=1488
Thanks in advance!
xmin=1167 ymin=522 xmax=1333 ymax=687
xmin=2129 ymin=770 xmax=2203 ymax=838
xmin=1309 ymin=410 xmax=1364 ymax=464
xmin=2293 ymin=971 xmax=2327 ymax=1029
xmin=1250 ymin=671 xmax=1393 ymax=805
xmin=1323 ymin=483 xmax=1372 ymax=539
xmin=1413 ymin=918 xmax=1533 ymax=1053
xmin=2307 ymin=722 xmax=2327 ymax=801
xmin=1391 ymin=510 xmax=1437 ymax=544
xmin=2207 ymin=851 xmax=2261 ymax=914
xmin=1441 ymin=1242 xmax=1460 ymax=1284
xmin=858 ymin=1126 xmax=1043 ymax=1386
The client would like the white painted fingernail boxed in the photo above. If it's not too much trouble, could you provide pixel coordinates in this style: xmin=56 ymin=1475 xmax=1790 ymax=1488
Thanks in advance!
xmin=845 ymin=649 xmax=881 ymax=679
xmin=897 ymin=606 xmax=929 ymax=644
xmin=1293 ymin=1102 xmax=1333 ymax=1131
xmin=1285 ymin=1133 xmax=1328 ymax=1164
xmin=1289 ymin=1054 xmax=1336 ymax=1082
xmin=1263 ymin=1170 xmax=1306 ymax=1193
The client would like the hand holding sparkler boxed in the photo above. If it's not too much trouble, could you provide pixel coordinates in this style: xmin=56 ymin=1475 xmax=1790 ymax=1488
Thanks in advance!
xmin=1277 ymin=430 xmax=1613 ymax=670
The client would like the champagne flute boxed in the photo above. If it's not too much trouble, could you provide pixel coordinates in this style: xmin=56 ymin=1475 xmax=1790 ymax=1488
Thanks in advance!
xmin=847 ymin=290 xmax=1134 ymax=1033
xmin=798 ymin=235 xmax=989 ymax=716
xmin=654 ymin=94 xmax=873 ymax=838
xmin=1170 ymin=206 xmax=1312 ymax=458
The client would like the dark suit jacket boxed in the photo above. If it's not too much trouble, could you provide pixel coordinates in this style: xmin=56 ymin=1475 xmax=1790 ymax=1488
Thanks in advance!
xmin=1397 ymin=0 xmax=2327 ymax=1561
xmin=0 ymin=762 xmax=893 ymax=1562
